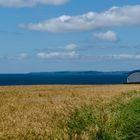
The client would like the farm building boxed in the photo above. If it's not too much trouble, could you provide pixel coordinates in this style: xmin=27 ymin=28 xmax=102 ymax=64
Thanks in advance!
xmin=127 ymin=70 xmax=140 ymax=83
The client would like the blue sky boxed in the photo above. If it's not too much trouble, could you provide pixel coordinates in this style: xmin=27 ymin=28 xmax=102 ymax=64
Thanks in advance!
xmin=0 ymin=0 xmax=140 ymax=73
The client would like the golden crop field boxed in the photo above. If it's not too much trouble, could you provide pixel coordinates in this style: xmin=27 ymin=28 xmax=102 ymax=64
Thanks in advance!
xmin=0 ymin=84 xmax=140 ymax=140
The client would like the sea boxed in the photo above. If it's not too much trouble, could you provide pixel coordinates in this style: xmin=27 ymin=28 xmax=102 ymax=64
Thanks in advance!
xmin=0 ymin=72 xmax=129 ymax=86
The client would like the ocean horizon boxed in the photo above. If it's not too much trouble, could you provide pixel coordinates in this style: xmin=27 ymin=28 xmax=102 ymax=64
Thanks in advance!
xmin=0 ymin=71 xmax=128 ymax=86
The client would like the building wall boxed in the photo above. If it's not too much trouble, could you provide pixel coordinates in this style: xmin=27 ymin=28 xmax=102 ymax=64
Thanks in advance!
xmin=127 ymin=72 xmax=140 ymax=83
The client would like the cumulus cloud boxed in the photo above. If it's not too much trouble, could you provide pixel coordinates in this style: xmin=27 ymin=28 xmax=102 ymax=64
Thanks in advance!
xmin=93 ymin=30 xmax=118 ymax=42
xmin=0 ymin=0 xmax=68 ymax=7
xmin=36 ymin=43 xmax=79 ymax=59
xmin=19 ymin=5 xmax=140 ymax=32
xmin=65 ymin=44 xmax=78 ymax=51
xmin=37 ymin=51 xmax=78 ymax=59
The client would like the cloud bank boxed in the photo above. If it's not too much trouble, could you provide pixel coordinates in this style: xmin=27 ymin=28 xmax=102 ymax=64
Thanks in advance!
xmin=19 ymin=5 xmax=140 ymax=32
xmin=0 ymin=0 xmax=68 ymax=7
xmin=1 ymin=52 xmax=140 ymax=61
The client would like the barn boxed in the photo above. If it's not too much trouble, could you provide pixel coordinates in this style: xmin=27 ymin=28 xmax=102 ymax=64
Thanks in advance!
xmin=127 ymin=70 xmax=140 ymax=83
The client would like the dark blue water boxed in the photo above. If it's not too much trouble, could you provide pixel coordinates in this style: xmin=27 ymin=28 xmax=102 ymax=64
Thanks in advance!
xmin=0 ymin=73 xmax=128 ymax=86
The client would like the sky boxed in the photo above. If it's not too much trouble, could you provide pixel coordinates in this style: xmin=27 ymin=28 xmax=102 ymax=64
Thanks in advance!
xmin=0 ymin=0 xmax=140 ymax=73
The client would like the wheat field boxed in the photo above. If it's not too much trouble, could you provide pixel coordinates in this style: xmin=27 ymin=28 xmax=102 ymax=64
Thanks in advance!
xmin=0 ymin=84 xmax=140 ymax=139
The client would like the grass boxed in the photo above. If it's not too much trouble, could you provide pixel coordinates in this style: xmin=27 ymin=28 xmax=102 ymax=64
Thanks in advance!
xmin=118 ymin=98 xmax=140 ymax=140
xmin=0 ymin=85 xmax=139 ymax=139
xmin=63 ymin=96 xmax=140 ymax=140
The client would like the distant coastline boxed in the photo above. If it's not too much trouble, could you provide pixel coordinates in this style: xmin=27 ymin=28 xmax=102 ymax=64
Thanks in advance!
xmin=28 ymin=71 xmax=129 ymax=75
xmin=0 ymin=71 xmax=129 ymax=86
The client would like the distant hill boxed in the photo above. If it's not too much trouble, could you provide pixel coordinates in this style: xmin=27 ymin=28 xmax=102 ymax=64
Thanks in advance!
xmin=29 ymin=71 xmax=129 ymax=76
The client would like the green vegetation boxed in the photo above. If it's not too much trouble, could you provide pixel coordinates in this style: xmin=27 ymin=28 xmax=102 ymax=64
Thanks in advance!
xmin=59 ymin=92 xmax=140 ymax=140
xmin=118 ymin=98 xmax=140 ymax=140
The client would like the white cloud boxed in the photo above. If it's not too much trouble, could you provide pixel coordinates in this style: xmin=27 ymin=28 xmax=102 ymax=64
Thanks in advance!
xmin=1 ymin=52 xmax=140 ymax=61
xmin=87 ymin=54 xmax=140 ymax=60
xmin=93 ymin=30 xmax=118 ymax=42
xmin=18 ymin=53 xmax=29 ymax=59
xmin=36 ymin=43 xmax=79 ymax=59
xmin=0 ymin=53 xmax=29 ymax=60
xmin=112 ymin=54 xmax=140 ymax=60
xmin=37 ymin=51 xmax=78 ymax=59
xmin=0 ymin=0 xmax=68 ymax=7
xmin=19 ymin=5 xmax=140 ymax=32
xmin=65 ymin=44 xmax=78 ymax=51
